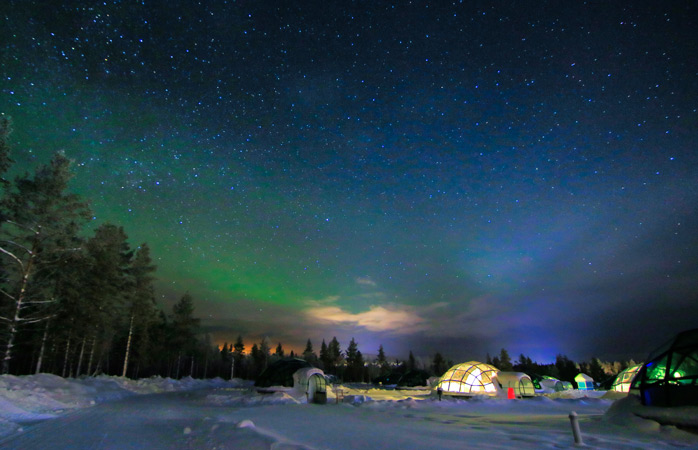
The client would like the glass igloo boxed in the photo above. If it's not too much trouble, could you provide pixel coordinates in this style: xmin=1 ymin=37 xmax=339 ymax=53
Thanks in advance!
xmin=436 ymin=361 xmax=498 ymax=396
xmin=633 ymin=328 xmax=698 ymax=406
xmin=611 ymin=364 xmax=642 ymax=393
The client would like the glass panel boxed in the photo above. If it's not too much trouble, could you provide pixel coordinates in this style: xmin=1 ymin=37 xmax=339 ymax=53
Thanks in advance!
xmin=671 ymin=351 xmax=698 ymax=377
xmin=645 ymin=355 xmax=668 ymax=381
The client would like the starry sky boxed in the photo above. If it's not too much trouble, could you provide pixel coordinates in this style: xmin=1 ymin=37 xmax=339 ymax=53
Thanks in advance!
xmin=2 ymin=0 xmax=697 ymax=364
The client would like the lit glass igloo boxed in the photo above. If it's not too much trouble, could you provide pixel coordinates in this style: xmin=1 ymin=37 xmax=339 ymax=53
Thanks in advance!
xmin=611 ymin=364 xmax=642 ymax=393
xmin=436 ymin=361 xmax=498 ymax=396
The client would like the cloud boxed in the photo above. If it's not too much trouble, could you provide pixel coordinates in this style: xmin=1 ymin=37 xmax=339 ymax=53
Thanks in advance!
xmin=356 ymin=277 xmax=377 ymax=287
xmin=305 ymin=303 xmax=430 ymax=334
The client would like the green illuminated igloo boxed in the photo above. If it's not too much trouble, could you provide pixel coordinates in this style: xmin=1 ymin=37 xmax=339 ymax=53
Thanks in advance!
xmin=632 ymin=328 xmax=698 ymax=407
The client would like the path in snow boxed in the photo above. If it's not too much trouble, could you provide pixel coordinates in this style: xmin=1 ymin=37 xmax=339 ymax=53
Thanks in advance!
xmin=0 ymin=390 xmax=306 ymax=450
xmin=0 ymin=388 xmax=696 ymax=449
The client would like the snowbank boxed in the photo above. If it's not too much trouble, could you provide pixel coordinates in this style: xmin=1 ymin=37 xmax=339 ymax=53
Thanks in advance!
xmin=0 ymin=373 xmax=244 ymax=437
xmin=1 ymin=374 xmax=697 ymax=449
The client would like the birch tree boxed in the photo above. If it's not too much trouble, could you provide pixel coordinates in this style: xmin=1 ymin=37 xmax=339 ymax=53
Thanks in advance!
xmin=0 ymin=153 xmax=90 ymax=374
xmin=121 ymin=243 xmax=157 ymax=377
xmin=80 ymin=224 xmax=132 ymax=376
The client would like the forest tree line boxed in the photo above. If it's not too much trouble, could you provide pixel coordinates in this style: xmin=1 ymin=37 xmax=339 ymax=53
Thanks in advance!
xmin=0 ymin=117 xmax=210 ymax=378
xmin=0 ymin=117 xmax=637 ymax=383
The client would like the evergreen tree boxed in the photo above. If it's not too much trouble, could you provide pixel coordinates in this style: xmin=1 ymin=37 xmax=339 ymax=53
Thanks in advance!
xmin=326 ymin=337 xmax=343 ymax=375
xmin=497 ymin=348 xmax=513 ymax=371
xmin=232 ymin=335 xmax=245 ymax=378
xmin=0 ymin=115 xmax=12 ymax=186
xmin=275 ymin=342 xmax=284 ymax=358
xmin=319 ymin=339 xmax=329 ymax=370
xmin=376 ymin=344 xmax=390 ymax=375
xmin=345 ymin=338 xmax=362 ymax=381
xmin=80 ymin=224 xmax=132 ymax=376
xmin=555 ymin=354 xmax=578 ymax=383
xmin=303 ymin=338 xmax=318 ymax=365
xmin=170 ymin=292 xmax=200 ymax=378
xmin=407 ymin=350 xmax=417 ymax=371
xmin=34 ymin=243 xmax=87 ymax=375
xmin=588 ymin=357 xmax=606 ymax=382
xmin=121 ymin=243 xmax=157 ymax=377
xmin=0 ymin=152 xmax=90 ymax=374
xmin=513 ymin=354 xmax=534 ymax=373
xmin=220 ymin=341 xmax=231 ymax=365
xmin=355 ymin=350 xmax=365 ymax=382
xmin=431 ymin=352 xmax=448 ymax=376
xmin=249 ymin=343 xmax=263 ymax=378
xmin=258 ymin=337 xmax=271 ymax=371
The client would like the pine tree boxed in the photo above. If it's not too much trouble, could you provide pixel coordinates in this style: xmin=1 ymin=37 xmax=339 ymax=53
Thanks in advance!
xmin=170 ymin=292 xmax=200 ymax=378
xmin=555 ymin=354 xmax=578 ymax=383
xmin=343 ymin=339 xmax=365 ymax=382
xmin=0 ymin=115 xmax=12 ymax=186
xmin=327 ymin=337 xmax=343 ymax=375
xmin=121 ymin=243 xmax=157 ymax=377
xmin=249 ymin=343 xmax=262 ymax=379
xmin=0 ymin=152 xmax=90 ymax=374
xmin=232 ymin=335 xmax=245 ymax=378
xmin=303 ymin=338 xmax=317 ymax=365
xmin=274 ymin=342 xmax=286 ymax=361
xmin=376 ymin=344 xmax=390 ymax=375
xmin=497 ymin=348 xmax=513 ymax=371
xmin=588 ymin=357 xmax=606 ymax=382
xmin=431 ymin=352 xmax=447 ymax=376
xmin=259 ymin=337 xmax=270 ymax=371
xmin=220 ymin=341 xmax=230 ymax=365
xmin=407 ymin=350 xmax=417 ymax=371
xmin=319 ymin=339 xmax=329 ymax=370
xmin=80 ymin=224 xmax=132 ymax=376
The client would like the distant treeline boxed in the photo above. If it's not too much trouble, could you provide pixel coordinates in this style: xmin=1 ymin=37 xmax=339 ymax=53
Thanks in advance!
xmin=0 ymin=117 xmax=637 ymax=382
xmin=485 ymin=348 xmax=638 ymax=385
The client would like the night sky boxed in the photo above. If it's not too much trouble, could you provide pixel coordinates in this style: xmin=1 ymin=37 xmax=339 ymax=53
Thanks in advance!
xmin=2 ymin=1 xmax=697 ymax=364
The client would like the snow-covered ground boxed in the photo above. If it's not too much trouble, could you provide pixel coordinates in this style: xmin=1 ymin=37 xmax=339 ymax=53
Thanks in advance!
xmin=0 ymin=374 xmax=697 ymax=449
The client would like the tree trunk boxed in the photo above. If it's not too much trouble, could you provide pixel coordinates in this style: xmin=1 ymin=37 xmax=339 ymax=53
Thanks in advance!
xmin=1 ymin=237 xmax=38 ymax=374
xmin=62 ymin=334 xmax=71 ymax=378
xmin=122 ymin=315 xmax=135 ymax=377
xmin=76 ymin=336 xmax=87 ymax=377
xmin=87 ymin=337 xmax=96 ymax=376
xmin=35 ymin=319 xmax=50 ymax=374
xmin=175 ymin=353 xmax=181 ymax=379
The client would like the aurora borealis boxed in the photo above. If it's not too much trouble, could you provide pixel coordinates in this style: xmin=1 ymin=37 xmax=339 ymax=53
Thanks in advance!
xmin=2 ymin=1 xmax=697 ymax=363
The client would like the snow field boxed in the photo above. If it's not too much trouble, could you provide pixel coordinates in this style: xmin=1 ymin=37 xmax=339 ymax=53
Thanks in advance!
xmin=0 ymin=374 xmax=696 ymax=449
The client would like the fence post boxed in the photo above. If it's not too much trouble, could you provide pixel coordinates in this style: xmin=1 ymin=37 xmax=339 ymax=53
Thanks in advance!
xmin=568 ymin=411 xmax=583 ymax=445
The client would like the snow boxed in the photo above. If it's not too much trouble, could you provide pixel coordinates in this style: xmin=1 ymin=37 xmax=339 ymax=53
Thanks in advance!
xmin=0 ymin=374 xmax=697 ymax=449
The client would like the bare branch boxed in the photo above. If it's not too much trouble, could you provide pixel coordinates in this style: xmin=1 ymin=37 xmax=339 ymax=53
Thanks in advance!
xmin=0 ymin=246 xmax=25 ymax=268
xmin=18 ymin=316 xmax=53 ymax=324
xmin=2 ymin=219 xmax=39 ymax=234
xmin=22 ymin=300 xmax=56 ymax=305
xmin=0 ymin=287 xmax=16 ymax=301
xmin=0 ymin=240 xmax=33 ymax=254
